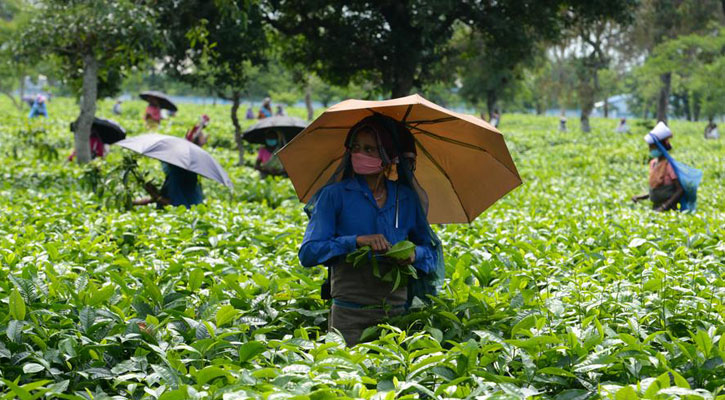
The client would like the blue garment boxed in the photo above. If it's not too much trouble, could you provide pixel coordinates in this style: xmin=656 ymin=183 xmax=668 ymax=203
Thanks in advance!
xmin=160 ymin=162 xmax=204 ymax=209
xmin=299 ymin=175 xmax=435 ymax=274
xmin=28 ymin=101 xmax=48 ymax=118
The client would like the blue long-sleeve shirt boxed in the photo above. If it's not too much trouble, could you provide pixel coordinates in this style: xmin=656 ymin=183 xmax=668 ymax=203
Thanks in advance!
xmin=28 ymin=101 xmax=48 ymax=118
xmin=299 ymin=175 xmax=435 ymax=274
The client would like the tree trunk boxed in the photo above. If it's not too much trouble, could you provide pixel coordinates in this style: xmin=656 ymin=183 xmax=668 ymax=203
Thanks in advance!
xmin=603 ymin=99 xmax=609 ymax=118
xmin=580 ymin=114 xmax=591 ymax=133
xmin=580 ymin=96 xmax=594 ymax=133
xmin=305 ymin=82 xmax=314 ymax=121
xmin=74 ymin=54 xmax=98 ymax=165
xmin=486 ymin=90 xmax=497 ymax=121
xmin=391 ymin=74 xmax=414 ymax=98
xmin=682 ymin=92 xmax=691 ymax=121
xmin=692 ymin=92 xmax=701 ymax=121
xmin=656 ymin=72 xmax=671 ymax=123
xmin=535 ymin=100 xmax=543 ymax=115
xmin=231 ymin=91 xmax=244 ymax=166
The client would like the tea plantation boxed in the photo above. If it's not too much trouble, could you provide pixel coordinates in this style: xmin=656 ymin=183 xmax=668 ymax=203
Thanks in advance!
xmin=1 ymin=98 xmax=724 ymax=399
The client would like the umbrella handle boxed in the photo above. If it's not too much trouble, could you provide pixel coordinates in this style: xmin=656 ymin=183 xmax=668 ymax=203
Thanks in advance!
xmin=395 ymin=182 xmax=399 ymax=229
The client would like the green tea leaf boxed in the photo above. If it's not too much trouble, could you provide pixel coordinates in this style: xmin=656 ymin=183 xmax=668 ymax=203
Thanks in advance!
xmin=384 ymin=240 xmax=416 ymax=260
xmin=239 ymin=341 xmax=266 ymax=363
xmin=9 ymin=288 xmax=26 ymax=320
xmin=196 ymin=366 xmax=231 ymax=386
xmin=215 ymin=305 xmax=239 ymax=327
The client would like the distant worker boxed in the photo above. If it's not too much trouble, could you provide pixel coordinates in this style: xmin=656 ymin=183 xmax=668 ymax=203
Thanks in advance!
xmin=112 ymin=100 xmax=123 ymax=116
xmin=631 ymin=122 xmax=683 ymax=212
xmin=246 ymin=106 xmax=255 ymax=120
xmin=559 ymin=116 xmax=567 ymax=132
xmin=254 ymin=131 xmax=285 ymax=178
xmin=133 ymin=163 xmax=204 ymax=209
xmin=185 ymin=114 xmax=210 ymax=146
xmin=258 ymin=97 xmax=273 ymax=119
xmin=615 ymin=118 xmax=630 ymax=133
xmin=133 ymin=129 xmax=208 ymax=209
xmin=144 ymin=98 xmax=162 ymax=129
xmin=489 ymin=109 xmax=500 ymax=128
xmin=704 ymin=121 xmax=719 ymax=140
xmin=67 ymin=121 xmax=107 ymax=162
xmin=276 ymin=105 xmax=286 ymax=116
xmin=28 ymin=95 xmax=48 ymax=118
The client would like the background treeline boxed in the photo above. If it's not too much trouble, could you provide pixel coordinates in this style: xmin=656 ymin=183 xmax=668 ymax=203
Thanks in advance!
xmin=1 ymin=0 xmax=724 ymax=160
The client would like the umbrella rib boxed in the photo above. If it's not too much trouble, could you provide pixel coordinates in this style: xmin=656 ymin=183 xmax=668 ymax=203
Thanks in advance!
xmin=402 ymin=105 xmax=413 ymax=122
xmin=307 ymin=126 xmax=355 ymax=132
xmin=413 ymin=136 xmax=471 ymax=223
xmin=301 ymin=154 xmax=345 ymax=200
xmin=406 ymin=117 xmax=459 ymax=124
xmin=407 ymin=125 xmax=520 ymax=180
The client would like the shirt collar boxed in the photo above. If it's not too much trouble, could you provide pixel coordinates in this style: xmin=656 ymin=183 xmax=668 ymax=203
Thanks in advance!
xmin=344 ymin=175 xmax=398 ymax=211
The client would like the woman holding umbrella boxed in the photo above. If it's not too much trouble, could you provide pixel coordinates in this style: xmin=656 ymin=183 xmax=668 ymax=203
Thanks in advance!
xmin=133 ymin=163 xmax=204 ymax=209
xmin=125 ymin=133 xmax=232 ymax=209
xmin=281 ymin=94 xmax=522 ymax=346
xmin=140 ymin=91 xmax=178 ymax=130
xmin=144 ymin=97 xmax=162 ymax=129
xmin=298 ymin=115 xmax=441 ymax=346
xmin=254 ymin=131 xmax=285 ymax=178
xmin=67 ymin=118 xmax=126 ymax=161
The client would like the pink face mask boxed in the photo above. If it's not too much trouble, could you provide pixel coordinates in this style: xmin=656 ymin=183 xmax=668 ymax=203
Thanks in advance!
xmin=351 ymin=152 xmax=384 ymax=175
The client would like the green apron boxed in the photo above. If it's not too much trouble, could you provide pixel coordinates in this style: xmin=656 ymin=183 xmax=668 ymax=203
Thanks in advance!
xmin=329 ymin=261 xmax=407 ymax=345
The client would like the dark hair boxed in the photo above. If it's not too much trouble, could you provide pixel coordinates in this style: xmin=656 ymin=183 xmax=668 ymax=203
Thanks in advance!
xmin=344 ymin=114 xmax=415 ymax=164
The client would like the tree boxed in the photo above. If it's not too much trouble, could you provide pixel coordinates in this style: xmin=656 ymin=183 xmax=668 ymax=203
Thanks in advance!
xmin=455 ymin=26 xmax=528 ymax=119
xmin=597 ymin=68 xmax=622 ymax=118
xmin=15 ymin=0 xmax=157 ymax=164
xmin=158 ymin=0 xmax=267 ymax=165
xmin=694 ymin=57 xmax=725 ymax=123
xmin=632 ymin=0 xmax=723 ymax=122
xmin=266 ymin=1 xmax=468 ymax=98
xmin=0 ymin=0 xmax=29 ymax=109
xmin=560 ymin=0 xmax=637 ymax=132
xmin=635 ymin=25 xmax=725 ymax=123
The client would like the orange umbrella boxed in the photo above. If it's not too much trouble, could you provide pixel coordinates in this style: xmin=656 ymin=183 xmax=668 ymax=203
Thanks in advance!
xmin=277 ymin=94 xmax=521 ymax=224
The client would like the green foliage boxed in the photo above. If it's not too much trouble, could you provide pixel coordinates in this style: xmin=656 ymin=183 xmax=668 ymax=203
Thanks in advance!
xmin=14 ymin=0 xmax=159 ymax=99
xmin=1 ymin=97 xmax=725 ymax=398
xmin=157 ymin=0 xmax=267 ymax=100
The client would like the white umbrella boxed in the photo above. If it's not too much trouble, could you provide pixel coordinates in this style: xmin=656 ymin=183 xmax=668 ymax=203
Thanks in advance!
xmin=115 ymin=134 xmax=232 ymax=188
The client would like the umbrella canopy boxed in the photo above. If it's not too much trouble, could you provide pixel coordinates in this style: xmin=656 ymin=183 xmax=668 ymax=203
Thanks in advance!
xmin=139 ymin=91 xmax=178 ymax=112
xmin=115 ymin=134 xmax=232 ymax=188
xmin=277 ymin=94 xmax=521 ymax=224
xmin=243 ymin=116 xmax=308 ymax=144
xmin=92 ymin=117 xmax=126 ymax=144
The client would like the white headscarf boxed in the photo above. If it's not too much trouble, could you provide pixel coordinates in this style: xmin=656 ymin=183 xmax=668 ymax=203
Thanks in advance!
xmin=644 ymin=121 xmax=672 ymax=144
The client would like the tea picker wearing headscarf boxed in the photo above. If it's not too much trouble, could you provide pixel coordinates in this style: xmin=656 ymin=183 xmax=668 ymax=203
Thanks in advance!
xmin=254 ymin=130 xmax=285 ymax=178
xmin=28 ymin=95 xmax=48 ymax=118
xmin=632 ymin=122 xmax=684 ymax=211
xmin=298 ymin=114 xmax=441 ymax=346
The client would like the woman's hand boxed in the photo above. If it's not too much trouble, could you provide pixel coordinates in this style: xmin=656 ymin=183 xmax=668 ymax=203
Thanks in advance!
xmin=356 ymin=234 xmax=391 ymax=252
